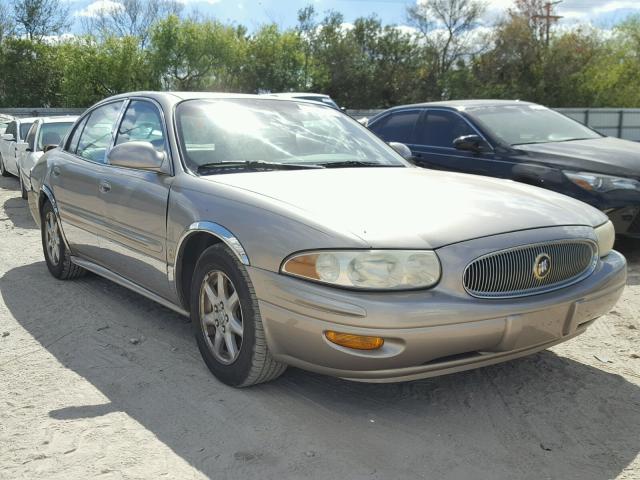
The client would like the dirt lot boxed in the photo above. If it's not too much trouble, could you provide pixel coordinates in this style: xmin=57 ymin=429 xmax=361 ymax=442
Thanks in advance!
xmin=0 ymin=174 xmax=639 ymax=480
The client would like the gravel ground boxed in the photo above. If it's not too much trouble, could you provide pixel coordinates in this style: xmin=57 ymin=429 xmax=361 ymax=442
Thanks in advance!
xmin=0 ymin=174 xmax=639 ymax=480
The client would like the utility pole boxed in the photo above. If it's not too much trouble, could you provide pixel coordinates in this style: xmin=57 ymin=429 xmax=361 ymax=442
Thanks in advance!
xmin=533 ymin=1 xmax=563 ymax=46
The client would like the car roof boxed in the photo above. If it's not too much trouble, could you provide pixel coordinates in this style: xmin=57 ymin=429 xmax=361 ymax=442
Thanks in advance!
xmin=38 ymin=116 xmax=79 ymax=124
xmin=16 ymin=117 xmax=39 ymax=123
xmin=386 ymin=99 xmax=535 ymax=112
xmin=96 ymin=91 xmax=335 ymax=107
xmin=267 ymin=92 xmax=331 ymax=99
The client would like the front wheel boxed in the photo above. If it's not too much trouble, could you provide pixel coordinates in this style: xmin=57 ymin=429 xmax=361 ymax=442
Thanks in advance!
xmin=190 ymin=243 xmax=286 ymax=387
xmin=19 ymin=173 xmax=27 ymax=199
xmin=41 ymin=201 xmax=85 ymax=280
xmin=0 ymin=155 xmax=9 ymax=177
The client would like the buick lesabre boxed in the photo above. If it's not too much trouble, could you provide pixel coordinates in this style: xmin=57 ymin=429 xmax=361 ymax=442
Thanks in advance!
xmin=28 ymin=92 xmax=627 ymax=387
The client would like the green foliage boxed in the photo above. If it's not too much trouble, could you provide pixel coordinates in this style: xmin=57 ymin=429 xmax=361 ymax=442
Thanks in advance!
xmin=1 ymin=6 xmax=640 ymax=108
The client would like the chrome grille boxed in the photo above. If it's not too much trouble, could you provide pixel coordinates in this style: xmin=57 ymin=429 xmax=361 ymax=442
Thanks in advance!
xmin=463 ymin=240 xmax=598 ymax=299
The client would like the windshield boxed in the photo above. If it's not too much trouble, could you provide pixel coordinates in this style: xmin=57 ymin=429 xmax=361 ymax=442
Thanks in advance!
xmin=20 ymin=122 xmax=33 ymax=140
xmin=466 ymin=104 xmax=601 ymax=145
xmin=175 ymin=98 xmax=406 ymax=173
xmin=37 ymin=122 xmax=74 ymax=151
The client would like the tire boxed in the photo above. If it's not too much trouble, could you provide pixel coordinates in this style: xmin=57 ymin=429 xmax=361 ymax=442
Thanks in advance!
xmin=190 ymin=243 xmax=286 ymax=387
xmin=0 ymin=155 xmax=9 ymax=177
xmin=19 ymin=173 xmax=27 ymax=199
xmin=41 ymin=201 xmax=85 ymax=280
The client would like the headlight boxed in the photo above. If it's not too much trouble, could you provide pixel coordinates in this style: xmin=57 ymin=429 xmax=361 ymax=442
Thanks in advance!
xmin=594 ymin=220 xmax=615 ymax=257
xmin=281 ymin=250 xmax=441 ymax=290
xmin=564 ymin=171 xmax=640 ymax=193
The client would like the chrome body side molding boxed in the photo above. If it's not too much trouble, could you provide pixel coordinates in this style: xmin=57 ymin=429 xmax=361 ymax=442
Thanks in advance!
xmin=71 ymin=256 xmax=189 ymax=317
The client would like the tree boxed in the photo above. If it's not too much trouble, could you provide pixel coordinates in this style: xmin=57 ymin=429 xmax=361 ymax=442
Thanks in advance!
xmin=11 ymin=0 xmax=71 ymax=40
xmin=0 ymin=38 xmax=63 ymax=106
xmin=82 ymin=0 xmax=183 ymax=48
xmin=58 ymin=36 xmax=159 ymax=107
xmin=0 ymin=0 xmax=14 ymax=41
xmin=148 ymin=15 xmax=244 ymax=90
xmin=407 ymin=0 xmax=487 ymax=81
xmin=242 ymin=24 xmax=306 ymax=93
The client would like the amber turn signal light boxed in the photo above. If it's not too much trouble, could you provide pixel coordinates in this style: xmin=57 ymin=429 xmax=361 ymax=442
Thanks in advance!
xmin=325 ymin=331 xmax=384 ymax=350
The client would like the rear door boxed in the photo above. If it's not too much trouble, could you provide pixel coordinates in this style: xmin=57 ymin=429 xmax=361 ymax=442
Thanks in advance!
xmin=50 ymin=101 xmax=125 ymax=261
xmin=95 ymin=99 xmax=173 ymax=298
xmin=411 ymin=109 xmax=505 ymax=176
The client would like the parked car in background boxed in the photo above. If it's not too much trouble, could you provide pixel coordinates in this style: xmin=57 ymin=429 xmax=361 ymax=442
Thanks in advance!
xmin=17 ymin=116 xmax=77 ymax=199
xmin=266 ymin=92 xmax=342 ymax=110
xmin=367 ymin=100 xmax=640 ymax=237
xmin=29 ymin=92 xmax=625 ymax=387
xmin=0 ymin=117 xmax=37 ymax=178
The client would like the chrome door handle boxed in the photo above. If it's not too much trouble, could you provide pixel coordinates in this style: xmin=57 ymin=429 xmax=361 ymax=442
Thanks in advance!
xmin=98 ymin=181 xmax=111 ymax=193
xmin=52 ymin=166 xmax=61 ymax=176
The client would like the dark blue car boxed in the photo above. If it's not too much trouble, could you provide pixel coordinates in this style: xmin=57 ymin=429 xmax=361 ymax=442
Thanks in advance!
xmin=366 ymin=100 xmax=640 ymax=237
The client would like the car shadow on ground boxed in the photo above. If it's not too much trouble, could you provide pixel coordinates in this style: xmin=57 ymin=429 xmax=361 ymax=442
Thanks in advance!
xmin=1 ymin=261 xmax=639 ymax=479
xmin=2 ymin=196 xmax=37 ymax=230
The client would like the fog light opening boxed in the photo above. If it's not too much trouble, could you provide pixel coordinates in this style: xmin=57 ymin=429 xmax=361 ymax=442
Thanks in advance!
xmin=325 ymin=331 xmax=384 ymax=350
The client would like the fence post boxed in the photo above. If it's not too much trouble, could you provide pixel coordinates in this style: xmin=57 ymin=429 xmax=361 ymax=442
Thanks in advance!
xmin=618 ymin=110 xmax=624 ymax=138
xmin=584 ymin=109 xmax=589 ymax=127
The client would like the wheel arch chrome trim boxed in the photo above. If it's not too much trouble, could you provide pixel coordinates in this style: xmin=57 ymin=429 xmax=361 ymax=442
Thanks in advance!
xmin=170 ymin=222 xmax=250 ymax=306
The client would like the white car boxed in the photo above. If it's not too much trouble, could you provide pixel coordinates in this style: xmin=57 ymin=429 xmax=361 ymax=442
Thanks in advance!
xmin=0 ymin=117 xmax=37 ymax=179
xmin=18 ymin=116 xmax=77 ymax=198
xmin=0 ymin=114 xmax=13 ymax=135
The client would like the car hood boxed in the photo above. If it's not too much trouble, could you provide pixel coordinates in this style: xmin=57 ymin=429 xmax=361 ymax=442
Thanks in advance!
xmin=204 ymin=167 xmax=606 ymax=249
xmin=516 ymin=137 xmax=640 ymax=177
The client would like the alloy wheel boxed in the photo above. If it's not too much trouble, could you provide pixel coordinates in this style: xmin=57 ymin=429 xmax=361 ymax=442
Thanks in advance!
xmin=44 ymin=211 xmax=61 ymax=265
xmin=199 ymin=270 xmax=244 ymax=365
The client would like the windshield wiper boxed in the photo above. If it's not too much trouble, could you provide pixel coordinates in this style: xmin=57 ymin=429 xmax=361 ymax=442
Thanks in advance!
xmin=316 ymin=160 xmax=402 ymax=168
xmin=197 ymin=160 xmax=325 ymax=174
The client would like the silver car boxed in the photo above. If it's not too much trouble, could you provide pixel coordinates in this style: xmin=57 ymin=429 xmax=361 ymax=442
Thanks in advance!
xmin=18 ymin=116 xmax=78 ymax=199
xmin=28 ymin=92 xmax=627 ymax=387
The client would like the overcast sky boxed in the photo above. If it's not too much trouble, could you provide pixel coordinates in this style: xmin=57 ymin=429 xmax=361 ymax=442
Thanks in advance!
xmin=70 ymin=0 xmax=640 ymax=32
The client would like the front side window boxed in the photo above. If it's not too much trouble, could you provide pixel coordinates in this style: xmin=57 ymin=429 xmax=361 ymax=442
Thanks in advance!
xmin=76 ymin=101 xmax=125 ymax=163
xmin=369 ymin=110 xmax=420 ymax=144
xmin=115 ymin=100 xmax=165 ymax=152
xmin=466 ymin=104 xmax=601 ymax=145
xmin=25 ymin=122 xmax=38 ymax=151
xmin=417 ymin=110 xmax=475 ymax=148
xmin=175 ymin=98 xmax=407 ymax=173
xmin=38 ymin=122 xmax=74 ymax=151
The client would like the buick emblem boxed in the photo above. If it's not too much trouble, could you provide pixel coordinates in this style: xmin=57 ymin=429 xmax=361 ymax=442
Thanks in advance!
xmin=533 ymin=253 xmax=551 ymax=280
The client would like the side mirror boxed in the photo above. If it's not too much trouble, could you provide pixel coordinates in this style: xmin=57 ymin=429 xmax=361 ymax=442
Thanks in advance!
xmin=1 ymin=133 xmax=14 ymax=141
xmin=107 ymin=141 xmax=165 ymax=172
xmin=388 ymin=142 xmax=414 ymax=160
xmin=43 ymin=144 xmax=58 ymax=153
xmin=453 ymin=134 xmax=489 ymax=153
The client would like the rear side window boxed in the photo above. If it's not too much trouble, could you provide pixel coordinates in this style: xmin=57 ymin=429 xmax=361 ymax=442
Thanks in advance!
xmin=67 ymin=116 xmax=89 ymax=154
xmin=417 ymin=110 xmax=475 ymax=148
xmin=369 ymin=110 xmax=420 ymax=144
xmin=76 ymin=101 xmax=125 ymax=163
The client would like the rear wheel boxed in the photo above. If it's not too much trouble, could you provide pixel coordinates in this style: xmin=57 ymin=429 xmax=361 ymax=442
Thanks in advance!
xmin=190 ymin=243 xmax=286 ymax=387
xmin=41 ymin=201 xmax=85 ymax=280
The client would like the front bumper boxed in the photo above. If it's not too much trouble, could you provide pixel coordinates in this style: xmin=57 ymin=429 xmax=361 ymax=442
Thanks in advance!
xmin=248 ymin=245 xmax=626 ymax=383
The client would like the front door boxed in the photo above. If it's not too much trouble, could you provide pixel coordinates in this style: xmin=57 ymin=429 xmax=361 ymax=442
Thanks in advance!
xmin=96 ymin=99 xmax=173 ymax=299
xmin=411 ymin=109 xmax=506 ymax=177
